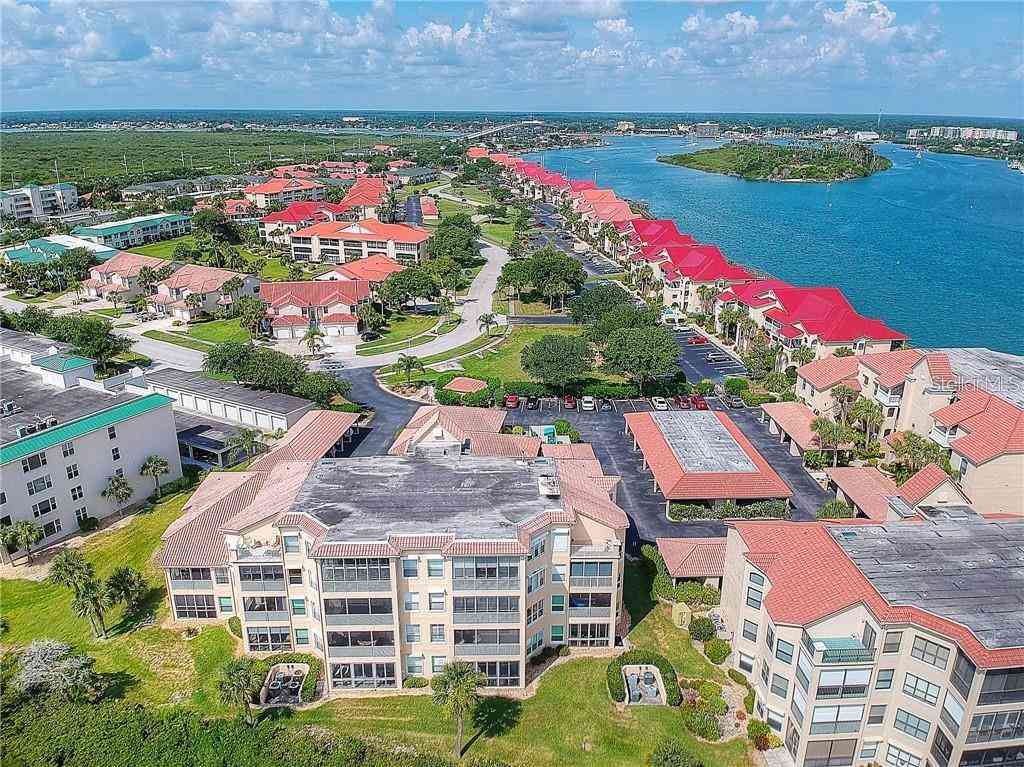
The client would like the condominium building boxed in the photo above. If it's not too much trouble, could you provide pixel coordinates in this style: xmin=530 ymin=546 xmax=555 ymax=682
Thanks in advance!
xmin=243 ymin=178 xmax=325 ymax=210
xmin=82 ymin=251 xmax=167 ymax=301
xmin=259 ymin=280 xmax=372 ymax=341
xmin=719 ymin=517 xmax=1024 ymax=767
xmin=160 ymin=415 xmax=628 ymax=693
xmin=2 ymin=234 xmax=120 ymax=267
xmin=0 ymin=330 xmax=181 ymax=558
xmin=288 ymin=219 xmax=431 ymax=266
xmin=146 ymin=264 xmax=260 ymax=323
xmin=71 ymin=213 xmax=192 ymax=249
xmin=0 ymin=183 xmax=78 ymax=222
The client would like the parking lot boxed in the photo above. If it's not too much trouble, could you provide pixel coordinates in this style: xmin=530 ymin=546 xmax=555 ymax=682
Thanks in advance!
xmin=671 ymin=327 xmax=748 ymax=383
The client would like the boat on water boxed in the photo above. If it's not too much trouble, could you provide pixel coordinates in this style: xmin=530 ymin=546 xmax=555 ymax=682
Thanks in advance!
xmin=1008 ymin=159 xmax=1024 ymax=174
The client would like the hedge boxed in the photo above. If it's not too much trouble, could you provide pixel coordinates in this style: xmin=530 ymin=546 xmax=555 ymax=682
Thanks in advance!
xmin=688 ymin=616 xmax=715 ymax=642
xmin=503 ymin=380 xmax=551 ymax=397
xmin=253 ymin=652 xmax=323 ymax=703
xmin=434 ymin=372 xmax=503 ymax=407
xmin=816 ymin=500 xmax=855 ymax=520
xmin=649 ymin=741 xmax=708 ymax=767
xmin=640 ymin=545 xmax=721 ymax=606
xmin=740 ymin=390 xmax=776 ymax=407
xmin=607 ymin=649 xmax=681 ymax=706
xmin=724 ymin=377 xmax=749 ymax=395
xmin=580 ymin=382 xmax=640 ymax=398
xmin=668 ymin=501 xmax=790 ymax=522
xmin=704 ymin=638 xmax=732 ymax=665
xmin=403 ymin=676 xmax=429 ymax=688
xmin=228 ymin=617 xmax=242 ymax=638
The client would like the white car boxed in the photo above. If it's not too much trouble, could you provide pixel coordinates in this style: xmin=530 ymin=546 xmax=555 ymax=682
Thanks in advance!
xmin=580 ymin=396 xmax=597 ymax=411
xmin=650 ymin=396 xmax=669 ymax=411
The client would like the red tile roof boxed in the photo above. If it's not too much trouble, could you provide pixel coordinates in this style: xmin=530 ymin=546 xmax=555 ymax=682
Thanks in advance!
xmin=540 ymin=443 xmax=597 ymax=460
xmin=624 ymin=411 xmax=792 ymax=500
xmin=245 ymin=178 xmax=323 ymax=195
xmin=222 ymin=460 xmax=316 ymax=533
xmin=260 ymin=201 xmax=349 ymax=226
xmin=270 ymin=315 xmax=309 ymax=327
xmin=932 ymin=387 xmax=1024 ymax=464
xmin=466 ymin=432 xmax=542 ymax=459
xmin=91 ymin=251 xmax=164 ymax=277
xmin=859 ymin=349 xmax=926 ymax=388
xmin=797 ymin=354 xmax=862 ymax=390
xmin=260 ymin=280 xmax=371 ymax=310
xmin=568 ymin=179 xmax=597 ymax=193
xmin=895 ymin=463 xmax=959 ymax=506
xmin=466 ymin=147 xmax=490 ymax=159
xmin=275 ymin=512 xmax=329 ymax=538
xmin=659 ymin=244 xmax=752 ymax=284
xmin=157 ymin=263 xmax=246 ymax=294
xmin=760 ymin=401 xmax=834 ymax=452
xmin=443 ymin=376 xmax=488 ymax=394
xmin=558 ymin=475 xmax=629 ymax=530
xmin=825 ymin=466 xmax=898 ymax=520
xmin=655 ymin=537 xmax=726 ymax=579
xmin=249 ymin=410 xmax=359 ymax=471
xmin=291 ymin=218 xmax=430 ymax=244
xmin=326 ymin=254 xmax=405 ymax=283
xmin=321 ymin=313 xmax=357 ymax=325
xmin=389 ymin=405 xmax=506 ymax=455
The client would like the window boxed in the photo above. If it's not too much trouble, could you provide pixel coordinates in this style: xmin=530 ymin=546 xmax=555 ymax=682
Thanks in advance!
xmin=283 ymin=535 xmax=299 ymax=553
xmin=861 ymin=742 xmax=879 ymax=759
xmin=526 ymin=600 xmax=544 ymax=625
xmin=791 ymin=684 xmax=807 ymax=724
xmin=867 ymin=704 xmax=887 ymax=725
xmin=569 ymin=561 xmax=613 ymax=579
xmin=883 ymin=631 xmax=903 ymax=654
xmin=432 ymin=656 xmax=446 ymax=673
xmin=911 ymin=636 xmax=950 ymax=669
xmin=967 ymin=709 xmax=1024 ymax=744
xmin=527 ymin=568 xmax=544 ymax=594
xmin=26 ymin=475 xmax=52 ymax=496
xmin=243 ymin=596 xmax=286 ymax=614
xmin=884 ymin=744 xmax=922 ymax=767
xmin=430 ymin=624 xmax=444 ymax=643
xmin=766 ymin=708 xmax=784 ymax=732
xmin=428 ymin=593 xmax=444 ymax=611
xmin=568 ymin=592 xmax=611 ymax=610
xmin=452 ymin=596 xmax=518 ymax=615
xmin=32 ymin=497 xmax=57 ymax=517
xmin=771 ymin=674 xmax=789 ymax=699
xmin=217 ymin=596 xmax=233 ymax=614
xmin=567 ymin=623 xmax=609 ymax=647
xmin=742 ymin=620 xmax=758 ymax=642
xmin=978 ymin=667 xmax=1024 ymax=706
xmin=114 ymin=468 xmax=123 ymax=477
xmin=796 ymin=649 xmax=812 ymax=692
xmin=111 ymin=447 xmax=121 ymax=461
xmin=903 ymin=672 xmax=941 ymax=705
xmin=107 ymin=425 xmax=117 ymax=439
xmin=290 ymin=598 xmax=306 ymax=616
xmin=526 ymin=629 xmax=544 ymax=655
xmin=746 ymin=586 xmax=763 ymax=609
xmin=941 ymin=691 xmax=966 ymax=734
xmin=70 ymin=485 xmax=84 ymax=501
xmin=950 ymin=649 xmax=977 ymax=700
xmin=247 ymin=626 xmax=291 ymax=652
xmin=42 ymin=518 xmax=62 ymax=538
xmin=62 ymin=442 xmax=75 ymax=458
xmin=551 ymin=594 xmax=565 ymax=613
xmin=761 ymin=659 xmax=770 ymax=685
xmin=776 ymin=639 xmax=794 ymax=664
xmin=474 ymin=660 xmax=519 ymax=687
xmin=287 ymin=568 xmax=302 ymax=585
xmin=66 ymin=464 xmax=79 ymax=480
xmin=325 ymin=598 xmax=393 ymax=616
xmin=174 ymin=594 xmax=216 ymax=619
xmin=452 ymin=556 xmax=518 ymax=581
xmin=427 ymin=559 xmax=444 ymax=578
xmin=327 ymin=630 xmax=394 ymax=649
xmin=818 ymin=668 xmax=871 ymax=699
xmin=295 ymin=628 xmax=309 ymax=646
xmin=930 ymin=725 xmax=954 ymax=767
xmin=551 ymin=625 xmax=564 ymax=643
xmin=237 ymin=565 xmax=284 ymax=584
xmin=21 ymin=452 xmax=47 ymax=473
xmin=404 ymin=592 xmax=420 ymax=611
xmin=528 ymin=534 xmax=545 ymax=560
xmin=406 ymin=656 xmax=423 ymax=675
xmin=765 ymin=623 xmax=775 ymax=650
xmin=405 ymin=624 xmax=421 ymax=643
xmin=749 ymin=571 xmax=765 ymax=586
xmin=402 ymin=558 xmax=418 ymax=578
xmin=454 ymin=628 xmax=519 ymax=647
xmin=862 ymin=623 xmax=877 ymax=650
xmin=552 ymin=564 xmax=566 ymax=584
xmin=738 ymin=652 xmax=754 ymax=673
xmin=170 ymin=567 xmax=210 ymax=582
xmin=321 ymin=557 xmax=391 ymax=583
xmin=810 ymin=705 xmax=864 ymax=735
xmin=552 ymin=531 xmax=569 ymax=552
xmin=802 ymin=739 xmax=856 ymax=767
xmin=876 ymin=668 xmax=894 ymax=689
xmin=74 ymin=507 xmax=88 ymax=524
xmin=894 ymin=708 xmax=931 ymax=741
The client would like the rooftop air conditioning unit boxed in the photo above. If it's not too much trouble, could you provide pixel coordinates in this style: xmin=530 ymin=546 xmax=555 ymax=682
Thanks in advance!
xmin=16 ymin=423 xmax=37 ymax=437
xmin=537 ymin=476 xmax=561 ymax=497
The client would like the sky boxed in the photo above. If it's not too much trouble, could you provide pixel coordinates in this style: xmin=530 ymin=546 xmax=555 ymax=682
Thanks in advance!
xmin=1 ymin=0 xmax=1021 ymax=118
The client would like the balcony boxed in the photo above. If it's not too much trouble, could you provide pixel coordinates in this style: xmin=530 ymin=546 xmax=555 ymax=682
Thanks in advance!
xmin=570 ymin=542 xmax=621 ymax=559
xmin=816 ymin=684 xmax=869 ymax=700
xmin=453 ymin=577 xmax=519 ymax=592
xmin=169 ymin=578 xmax=213 ymax=591
xmin=322 ymin=579 xmax=391 ymax=593
xmin=874 ymin=387 xmax=903 ymax=408
xmin=244 ymin=610 xmax=289 ymax=623
xmin=569 ymin=606 xmax=612 ymax=619
xmin=327 ymin=645 xmax=396 ymax=658
xmin=325 ymin=613 xmax=394 ymax=626
xmin=801 ymin=632 xmax=876 ymax=665
xmin=453 ymin=612 xmax=521 ymax=625
xmin=454 ymin=644 xmax=521 ymax=658
xmin=570 ymin=576 xmax=614 ymax=589
xmin=808 ymin=720 xmax=862 ymax=736
xmin=234 ymin=544 xmax=282 ymax=563
xmin=929 ymin=425 xmax=953 ymax=448
xmin=239 ymin=580 xmax=287 ymax=593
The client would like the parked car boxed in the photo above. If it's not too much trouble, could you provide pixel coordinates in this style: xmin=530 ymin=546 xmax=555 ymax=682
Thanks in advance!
xmin=599 ymin=398 xmax=613 ymax=412
xmin=504 ymin=394 xmax=520 ymax=409
xmin=563 ymin=394 xmax=577 ymax=410
xmin=706 ymin=352 xmax=730 ymax=362
xmin=651 ymin=396 xmax=669 ymax=411
xmin=580 ymin=396 xmax=597 ymax=411
xmin=690 ymin=395 xmax=709 ymax=410
xmin=526 ymin=395 xmax=540 ymax=410
xmin=723 ymin=393 xmax=745 ymax=409
xmin=361 ymin=330 xmax=382 ymax=342
xmin=688 ymin=335 xmax=709 ymax=345
xmin=673 ymin=395 xmax=692 ymax=409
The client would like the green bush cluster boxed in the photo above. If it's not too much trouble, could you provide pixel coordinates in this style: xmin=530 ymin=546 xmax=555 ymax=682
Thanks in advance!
xmin=816 ymin=500 xmax=855 ymax=519
xmin=434 ymin=372 xmax=503 ymax=407
xmin=681 ymin=701 xmax=722 ymax=741
xmin=227 ymin=617 xmax=242 ymax=638
xmin=76 ymin=516 xmax=99 ymax=533
xmin=503 ymin=380 xmax=551 ymax=397
xmin=528 ymin=645 xmax=570 ymax=667
xmin=403 ymin=676 xmax=429 ymax=688
xmin=552 ymin=419 xmax=581 ymax=443
xmin=580 ymin=382 xmax=640 ymax=398
xmin=649 ymin=740 xmax=707 ymax=767
xmin=747 ymin=719 xmax=775 ymax=750
xmin=640 ymin=545 xmax=721 ymax=606
xmin=252 ymin=652 xmax=323 ymax=703
xmin=606 ymin=649 xmax=681 ymax=706
xmin=724 ymin=377 xmax=749 ymax=395
xmin=688 ymin=616 xmax=715 ymax=642
xmin=739 ymin=390 xmax=776 ymax=407
xmin=668 ymin=501 xmax=790 ymax=521
xmin=703 ymin=638 xmax=732 ymax=665
xmin=744 ymin=689 xmax=755 ymax=714
xmin=727 ymin=668 xmax=749 ymax=687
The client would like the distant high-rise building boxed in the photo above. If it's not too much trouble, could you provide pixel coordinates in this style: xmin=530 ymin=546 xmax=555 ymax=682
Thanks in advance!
xmin=693 ymin=122 xmax=721 ymax=138
xmin=0 ymin=183 xmax=78 ymax=222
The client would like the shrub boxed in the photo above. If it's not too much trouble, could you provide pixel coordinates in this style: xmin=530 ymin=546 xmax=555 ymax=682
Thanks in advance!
xmin=695 ymin=379 xmax=715 ymax=396
xmin=528 ymin=645 xmax=566 ymax=666
xmin=668 ymin=502 xmax=790 ymax=521
xmin=403 ymin=675 xmax=428 ymax=688
xmin=705 ymin=695 xmax=728 ymax=716
xmin=641 ymin=545 xmax=721 ymax=606
xmin=76 ymin=516 xmax=99 ymax=533
xmin=816 ymin=500 xmax=855 ymax=519
xmin=227 ymin=617 xmax=242 ymax=638
xmin=503 ymin=380 xmax=551 ymax=397
xmin=740 ymin=390 xmax=775 ymax=407
xmin=688 ymin=616 xmax=715 ymax=642
xmin=697 ymin=680 xmax=723 ymax=700
xmin=607 ymin=649 xmax=681 ymax=706
xmin=649 ymin=741 xmax=707 ymax=767
xmin=333 ymin=402 xmax=362 ymax=413
xmin=747 ymin=719 xmax=771 ymax=741
xmin=728 ymin=668 xmax=750 ymax=688
xmin=724 ymin=377 xmax=749 ymax=395
xmin=803 ymin=450 xmax=829 ymax=470
xmin=704 ymin=638 xmax=732 ymax=665
xmin=681 ymin=702 xmax=722 ymax=741
xmin=744 ymin=689 xmax=755 ymax=714
xmin=580 ymin=382 xmax=639 ymax=398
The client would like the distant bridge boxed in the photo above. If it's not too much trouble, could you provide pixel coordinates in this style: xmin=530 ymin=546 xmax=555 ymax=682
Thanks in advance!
xmin=460 ymin=120 xmax=545 ymax=141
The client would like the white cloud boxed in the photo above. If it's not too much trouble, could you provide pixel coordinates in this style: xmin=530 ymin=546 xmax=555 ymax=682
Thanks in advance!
xmin=682 ymin=10 xmax=759 ymax=42
xmin=823 ymin=0 xmax=898 ymax=44
xmin=595 ymin=18 xmax=634 ymax=37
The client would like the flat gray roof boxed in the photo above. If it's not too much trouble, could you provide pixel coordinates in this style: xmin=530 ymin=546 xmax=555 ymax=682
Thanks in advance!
xmin=927 ymin=347 xmax=1024 ymax=409
xmin=295 ymin=457 xmax=561 ymax=542
xmin=148 ymin=368 xmax=311 ymax=415
xmin=831 ymin=518 xmax=1024 ymax=651
xmin=650 ymin=411 xmax=755 ymax=473
xmin=0 ymin=359 xmax=137 ymax=444
xmin=0 ymin=328 xmax=72 ymax=357
xmin=173 ymin=411 xmax=245 ymax=452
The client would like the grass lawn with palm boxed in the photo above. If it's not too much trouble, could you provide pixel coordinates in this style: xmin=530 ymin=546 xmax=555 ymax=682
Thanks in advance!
xmin=142 ymin=329 xmax=214 ymax=352
xmin=186 ymin=317 xmax=251 ymax=344
xmin=355 ymin=312 xmax=437 ymax=353
xmin=0 ymin=492 xmax=237 ymax=711
xmin=127 ymin=234 xmax=195 ymax=259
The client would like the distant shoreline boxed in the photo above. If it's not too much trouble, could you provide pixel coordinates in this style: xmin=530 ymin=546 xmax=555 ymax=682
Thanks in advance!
xmin=657 ymin=143 xmax=892 ymax=184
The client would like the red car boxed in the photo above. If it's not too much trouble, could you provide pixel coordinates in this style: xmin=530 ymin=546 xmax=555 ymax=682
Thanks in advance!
xmin=674 ymin=395 xmax=692 ymax=409
xmin=688 ymin=335 xmax=709 ymax=345
xmin=563 ymin=394 xmax=577 ymax=410
xmin=690 ymin=394 xmax=709 ymax=410
xmin=504 ymin=394 xmax=520 ymax=409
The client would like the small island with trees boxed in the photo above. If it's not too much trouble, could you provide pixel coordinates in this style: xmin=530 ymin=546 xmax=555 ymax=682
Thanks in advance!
xmin=657 ymin=141 xmax=893 ymax=182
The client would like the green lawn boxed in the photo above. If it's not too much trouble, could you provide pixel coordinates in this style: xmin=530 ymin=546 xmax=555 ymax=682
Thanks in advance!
xmin=128 ymin=234 xmax=195 ymax=259
xmin=482 ymin=220 xmax=514 ymax=247
xmin=0 ymin=492 xmax=237 ymax=711
xmin=4 ymin=289 xmax=67 ymax=304
xmin=397 ymin=180 xmax=443 ymax=201
xmin=142 ymin=329 xmax=214 ymax=352
xmin=355 ymin=313 xmax=438 ymax=353
xmin=93 ymin=307 xmax=124 ymax=318
xmin=187 ymin=317 xmax=251 ymax=344
xmin=450 ymin=183 xmax=497 ymax=206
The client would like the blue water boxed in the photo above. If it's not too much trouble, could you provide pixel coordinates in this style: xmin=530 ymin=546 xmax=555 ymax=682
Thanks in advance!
xmin=526 ymin=137 xmax=1024 ymax=354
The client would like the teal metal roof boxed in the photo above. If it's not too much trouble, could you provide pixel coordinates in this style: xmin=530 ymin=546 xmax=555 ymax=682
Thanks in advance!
xmin=3 ymin=238 xmax=66 ymax=264
xmin=0 ymin=394 xmax=173 ymax=465
xmin=33 ymin=353 xmax=95 ymax=373
xmin=72 ymin=214 xmax=190 ymax=238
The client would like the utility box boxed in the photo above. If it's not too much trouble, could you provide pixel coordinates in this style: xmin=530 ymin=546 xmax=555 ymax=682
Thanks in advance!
xmin=671 ymin=602 xmax=692 ymax=628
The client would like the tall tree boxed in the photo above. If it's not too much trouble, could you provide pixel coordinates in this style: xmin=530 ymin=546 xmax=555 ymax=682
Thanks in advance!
xmin=47 ymin=548 xmax=95 ymax=597
xmin=71 ymin=577 xmax=110 ymax=639
xmin=431 ymin=661 xmax=486 ymax=759
xmin=302 ymin=326 xmax=326 ymax=356
xmin=477 ymin=312 xmax=498 ymax=337
xmin=850 ymin=397 xmax=883 ymax=447
xmin=811 ymin=417 xmax=847 ymax=467
xmin=602 ymin=326 xmax=679 ymax=394
xmin=396 ymin=353 xmax=425 ymax=383
xmin=830 ymin=384 xmax=859 ymax=426
xmin=521 ymin=334 xmax=594 ymax=393
xmin=227 ymin=428 xmax=263 ymax=461
xmin=101 ymin=474 xmax=134 ymax=519
xmin=140 ymin=454 xmax=170 ymax=498
xmin=218 ymin=657 xmax=262 ymax=727
xmin=106 ymin=566 xmax=147 ymax=613
xmin=0 ymin=521 xmax=43 ymax=565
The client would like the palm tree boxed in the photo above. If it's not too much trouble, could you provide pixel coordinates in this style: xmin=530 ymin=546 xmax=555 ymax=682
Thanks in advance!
xmin=219 ymin=657 xmax=261 ymax=726
xmin=68 ymin=278 xmax=83 ymax=301
xmin=436 ymin=295 xmax=455 ymax=322
xmin=184 ymin=292 xmax=204 ymax=321
xmin=226 ymin=428 xmax=263 ymax=461
xmin=477 ymin=312 xmax=497 ymax=337
xmin=71 ymin=577 xmax=109 ymax=639
xmin=106 ymin=566 xmax=146 ymax=612
xmin=222 ymin=275 xmax=243 ymax=300
xmin=696 ymin=284 xmax=718 ymax=316
xmin=0 ymin=520 xmax=43 ymax=565
xmin=396 ymin=353 xmax=424 ymax=383
xmin=140 ymin=454 xmax=171 ymax=498
xmin=47 ymin=548 xmax=95 ymax=596
xmin=811 ymin=417 xmax=846 ymax=467
xmin=302 ymin=326 xmax=326 ymax=356
xmin=101 ymin=474 xmax=134 ymax=519
xmin=792 ymin=346 xmax=815 ymax=366
xmin=830 ymin=384 xmax=859 ymax=427
xmin=850 ymin=397 xmax=883 ymax=447
xmin=431 ymin=661 xmax=486 ymax=759
xmin=738 ymin=316 xmax=758 ymax=351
